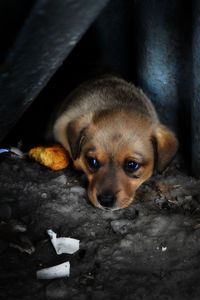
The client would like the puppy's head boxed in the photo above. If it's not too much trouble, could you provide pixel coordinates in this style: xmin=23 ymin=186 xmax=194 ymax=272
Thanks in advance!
xmin=67 ymin=110 xmax=178 ymax=210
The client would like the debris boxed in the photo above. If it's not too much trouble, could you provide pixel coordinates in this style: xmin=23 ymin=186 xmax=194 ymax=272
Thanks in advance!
xmin=28 ymin=144 xmax=69 ymax=170
xmin=0 ymin=147 xmax=24 ymax=157
xmin=0 ymin=149 xmax=9 ymax=154
xmin=172 ymin=185 xmax=182 ymax=188
xmin=69 ymin=186 xmax=86 ymax=195
xmin=194 ymin=224 xmax=200 ymax=230
xmin=184 ymin=221 xmax=192 ymax=227
xmin=36 ymin=230 xmax=79 ymax=281
xmin=10 ymin=147 xmax=24 ymax=158
xmin=184 ymin=195 xmax=193 ymax=201
xmin=110 ymin=219 xmax=135 ymax=235
xmin=47 ymin=229 xmax=79 ymax=255
xmin=155 ymin=181 xmax=170 ymax=195
xmin=10 ymin=237 xmax=35 ymax=255
xmin=168 ymin=181 xmax=200 ymax=198
xmin=51 ymin=175 xmax=67 ymax=185
xmin=0 ymin=221 xmax=35 ymax=254
xmin=161 ymin=246 xmax=167 ymax=252
xmin=36 ymin=261 xmax=70 ymax=279
xmin=168 ymin=199 xmax=178 ymax=204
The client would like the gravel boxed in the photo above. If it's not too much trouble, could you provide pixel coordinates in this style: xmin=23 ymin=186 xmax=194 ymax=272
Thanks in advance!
xmin=1 ymin=153 xmax=200 ymax=299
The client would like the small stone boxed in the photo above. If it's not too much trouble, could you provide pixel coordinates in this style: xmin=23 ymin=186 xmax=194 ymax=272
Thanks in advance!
xmin=184 ymin=195 xmax=192 ymax=201
xmin=70 ymin=186 xmax=85 ymax=195
xmin=110 ymin=219 xmax=134 ymax=234
xmin=41 ymin=193 xmax=48 ymax=199
xmin=154 ymin=197 xmax=168 ymax=208
xmin=51 ymin=175 xmax=67 ymax=185
xmin=90 ymin=231 xmax=96 ymax=238
xmin=194 ymin=224 xmax=200 ymax=230
xmin=184 ymin=221 xmax=192 ymax=227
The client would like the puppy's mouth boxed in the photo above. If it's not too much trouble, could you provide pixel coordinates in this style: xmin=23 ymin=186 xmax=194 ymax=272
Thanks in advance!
xmin=91 ymin=199 xmax=114 ymax=211
xmin=96 ymin=200 xmax=133 ymax=211
xmin=88 ymin=186 xmax=134 ymax=210
xmin=98 ymin=204 xmax=118 ymax=211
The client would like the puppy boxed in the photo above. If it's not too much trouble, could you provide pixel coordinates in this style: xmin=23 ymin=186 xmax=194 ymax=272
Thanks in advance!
xmin=50 ymin=75 xmax=178 ymax=210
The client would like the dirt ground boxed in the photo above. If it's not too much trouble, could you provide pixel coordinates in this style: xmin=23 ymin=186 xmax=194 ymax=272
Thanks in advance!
xmin=0 ymin=151 xmax=200 ymax=300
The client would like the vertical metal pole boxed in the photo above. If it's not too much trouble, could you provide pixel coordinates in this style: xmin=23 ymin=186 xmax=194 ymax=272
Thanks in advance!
xmin=134 ymin=0 xmax=194 ymax=172
xmin=192 ymin=1 xmax=200 ymax=177
xmin=134 ymin=0 xmax=180 ymax=130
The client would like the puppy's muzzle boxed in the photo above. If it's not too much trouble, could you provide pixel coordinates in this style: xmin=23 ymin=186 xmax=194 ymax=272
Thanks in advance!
xmin=97 ymin=193 xmax=116 ymax=209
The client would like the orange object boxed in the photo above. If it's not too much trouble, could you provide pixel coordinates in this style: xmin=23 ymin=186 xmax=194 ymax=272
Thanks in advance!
xmin=28 ymin=144 xmax=70 ymax=170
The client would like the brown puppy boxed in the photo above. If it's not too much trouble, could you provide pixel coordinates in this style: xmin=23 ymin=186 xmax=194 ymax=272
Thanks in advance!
xmin=50 ymin=75 xmax=178 ymax=210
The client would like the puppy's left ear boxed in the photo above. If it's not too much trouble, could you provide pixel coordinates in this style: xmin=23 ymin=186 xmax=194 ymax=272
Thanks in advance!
xmin=153 ymin=124 xmax=179 ymax=173
xmin=67 ymin=119 xmax=87 ymax=160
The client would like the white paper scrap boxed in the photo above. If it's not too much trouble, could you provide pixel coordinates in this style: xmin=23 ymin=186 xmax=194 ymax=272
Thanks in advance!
xmin=36 ymin=261 xmax=70 ymax=280
xmin=10 ymin=147 xmax=24 ymax=157
xmin=47 ymin=229 xmax=80 ymax=255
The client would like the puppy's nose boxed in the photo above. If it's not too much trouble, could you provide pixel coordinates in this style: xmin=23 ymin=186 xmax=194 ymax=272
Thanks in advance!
xmin=97 ymin=193 xmax=116 ymax=208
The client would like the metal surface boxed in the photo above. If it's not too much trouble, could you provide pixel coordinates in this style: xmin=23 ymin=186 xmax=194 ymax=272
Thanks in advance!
xmin=134 ymin=0 xmax=194 ymax=171
xmin=0 ymin=0 xmax=109 ymax=142
xmin=1 ymin=0 xmax=200 ymax=177
xmin=134 ymin=1 xmax=192 ymax=127
xmin=192 ymin=1 xmax=200 ymax=177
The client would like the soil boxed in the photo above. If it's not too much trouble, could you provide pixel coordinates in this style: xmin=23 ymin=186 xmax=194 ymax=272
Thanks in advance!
xmin=0 ymin=151 xmax=200 ymax=300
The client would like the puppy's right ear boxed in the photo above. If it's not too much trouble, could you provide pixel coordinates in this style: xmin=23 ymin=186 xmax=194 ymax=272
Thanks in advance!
xmin=153 ymin=124 xmax=179 ymax=173
xmin=67 ymin=119 xmax=87 ymax=160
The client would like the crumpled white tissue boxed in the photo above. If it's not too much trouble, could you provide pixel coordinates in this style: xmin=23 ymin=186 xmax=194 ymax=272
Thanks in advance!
xmin=47 ymin=229 xmax=80 ymax=255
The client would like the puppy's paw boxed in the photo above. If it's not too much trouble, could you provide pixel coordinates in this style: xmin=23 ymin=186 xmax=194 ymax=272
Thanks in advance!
xmin=28 ymin=144 xmax=70 ymax=170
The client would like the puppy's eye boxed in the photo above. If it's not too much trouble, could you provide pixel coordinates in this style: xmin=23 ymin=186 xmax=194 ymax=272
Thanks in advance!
xmin=124 ymin=159 xmax=140 ymax=173
xmin=87 ymin=157 xmax=100 ymax=172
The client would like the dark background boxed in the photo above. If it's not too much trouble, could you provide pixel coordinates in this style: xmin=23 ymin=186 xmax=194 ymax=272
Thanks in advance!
xmin=0 ymin=0 xmax=199 ymax=175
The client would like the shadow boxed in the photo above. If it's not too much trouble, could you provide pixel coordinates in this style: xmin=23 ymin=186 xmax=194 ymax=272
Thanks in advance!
xmin=1 ymin=0 xmax=135 ymax=151
xmin=176 ymin=0 xmax=193 ymax=173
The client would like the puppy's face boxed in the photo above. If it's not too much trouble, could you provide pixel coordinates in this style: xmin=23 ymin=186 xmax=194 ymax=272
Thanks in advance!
xmin=67 ymin=110 xmax=178 ymax=210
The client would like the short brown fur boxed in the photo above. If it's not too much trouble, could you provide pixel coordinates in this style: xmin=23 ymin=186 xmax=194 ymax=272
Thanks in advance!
xmin=51 ymin=75 xmax=178 ymax=210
